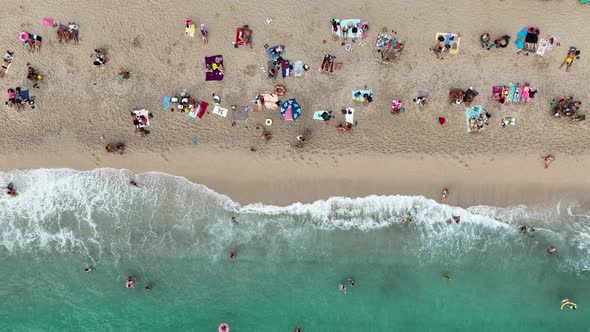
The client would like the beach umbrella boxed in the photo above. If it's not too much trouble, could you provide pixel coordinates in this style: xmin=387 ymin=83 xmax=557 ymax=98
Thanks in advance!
xmin=280 ymin=99 xmax=301 ymax=121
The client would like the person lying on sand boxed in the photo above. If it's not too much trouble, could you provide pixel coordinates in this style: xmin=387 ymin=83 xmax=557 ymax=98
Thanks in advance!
xmin=0 ymin=51 xmax=13 ymax=77
xmin=480 ymin=33 xmax=490 ymax=48
xmin=544 ymin=155 xmax=554 ymax=168
xmin=431 ymin=35 xmax=445 ymax=59
xmin=559 ymin=48 xmax=580 ymax=72
xmin=242 ymin=25 xmax=253 ymax=48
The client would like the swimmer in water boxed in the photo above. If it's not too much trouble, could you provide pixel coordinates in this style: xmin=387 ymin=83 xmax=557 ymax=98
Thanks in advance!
xmin=403 ymin=217 xmax=412 ymax=223
xmin=453 ymin=216 xmax=460 ymax=224
xmin=84 ymin=265 xmax=93 ymax=273
xmin=129 ymin=180 xmax=140 ymax=187
xmin=294 ymin=327 xmax=303 ymax=332
xmin=348 ymin=278 xmax=355 ymax=287
xmin=547 ymin=245 xmax=557 ymax=254
xmin=443 ymin=274 xmax=452 ymax=281
xmin=529 ymin=228 xmax=535 ymax=237
xmin=229 ymin=251 xmax=237 ymax=259
xmin=561 ymin=298 xmax=577 ymax=310
xmin=126 ymin=276 xmax=135 ymax=288
xmin=338 ymin=283 xmax=347 ymax=294
xmin=520 ymin=226 xmax=527 ymax=234
xmin=5 ymin=182 xmax=17 ymax=196
xmin=145 ymin=283 xmax=152 ymax=292
xmin=231 ymin=216 xmax=239 ymax=225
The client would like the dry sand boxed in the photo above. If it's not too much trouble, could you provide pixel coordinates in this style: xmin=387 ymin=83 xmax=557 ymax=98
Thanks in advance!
xmin=0 ymin=0 xmax=589 ymax=207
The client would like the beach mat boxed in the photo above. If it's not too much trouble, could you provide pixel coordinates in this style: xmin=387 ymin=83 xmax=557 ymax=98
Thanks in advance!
xmin=465 ymin=106 xmax=483 ymax=132
xmin=235 ymin=28 xmax=244 ymax=45
xmin=339 ymin=19 xmax=361 ymax=38
xmin=436 ymin=33 xmax=460 ymax=54
xmin=212 ymin=105 xmax=228 ymax=117
xmin=162 ymin=96 xmax=171 ymax=111
xmin=204 ymin=55 xmax=224 ymax=81
xmin=352 ymin=89 xmax=372 ymax=102
xmin=186 ymin=24 xmax=196 ymax=37
xmin=313 ymin=111 xmax=327 ymax=120
xmin=266 ymin=45 xmax=285 ymax=59
xmin=232 ymin=106 xmax=249 ymax=120
xmin=294 ymin=60 xmax=303 ymax=77
xmin=345 ymin=107 xmax=355 ymax=124
xmin=188 ymin=101 xmax=208 ymax=119
xmin=133 ymin=109 xmax=150 ymax=126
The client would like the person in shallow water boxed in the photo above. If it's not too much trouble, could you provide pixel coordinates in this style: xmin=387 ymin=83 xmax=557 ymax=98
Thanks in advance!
xmin=294 ymin=327 xmax=303 ymax=332
xmin=229 ymin=251 xmax=237 ymax=259
xmin=348 ymin=278 xmax=355 ymax=287
xmin=561 ymin=298 xmax=577 ymax=310
xmin=126 ymin=276 xmax=135 ymax=288
xmin=129 ymin=180 xmax=140 ymax=187
xmin=529 ymin=228 xmax=535 ymax=237
xmin=520 ymin=226 xmax=527 ymax=234
xmin=84 ymin=265 xmax=93 ymax=273
xmin=231 ymin=216 xmax=239 ymax=225
xmin=547 ymin=245 xmax=557 ymax=254
xmin=145 ymin=283 xmax=152 ymax=292
xmin=443 ymin=274 xmax=452 ymax=281
xmin=338 ymin=283 xmax=347 ymax=294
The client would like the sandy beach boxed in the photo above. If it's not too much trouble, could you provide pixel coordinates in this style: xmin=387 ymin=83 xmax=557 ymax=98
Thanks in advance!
xmin=1 ymin=0 xmax=589 ymax=206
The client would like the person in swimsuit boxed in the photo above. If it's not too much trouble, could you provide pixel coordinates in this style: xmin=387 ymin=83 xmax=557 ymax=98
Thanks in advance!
xmin=294 ymin=327 xmax=303 ymax=332
xmin=432 ymin=35 xmax=445 ymax=59
xmin=559 ymin=48 xmax=580 ymax=72
xmin=443 ymin=274 xmax=451 ymax=281
xmin=229 ymin=251 xmax=237 ymax=259
xmin=441 ymin=188 xmax=449 ymax=202
xmin=547 ymin=245 xmax=557 ymax=254
xmin=0 ymin=51 xmax=13 ymax=77
xmin=126 ymin=276 xmax=135 ymax=288
xmin=543 ymin=155 xmax=554 ymax=169
xmin=331 ymin=19 xmax=339 ymax=41
xmin=529 ymin=228 xmax=535 ymax=237
xmin=231 ymin=216 xmax=239 ymax=225
xmin=129 ymin=180 xmax=140 ymax=187
xmin=242 ymin=26 xmax=253 ymax=49
xmin=480 ymin=33 xmax=490 ymax=48
xmin=5 ymin=182 xmax=17 ymax=196
xmin=520 ymin=226 xmax=527 ymax=234
xmin=348 ymin=278 xmax=355 ymax=287
xmin=338 ymin=283 xmax=347 ymax=294
xmin=200 ymin=25 xmax=208 ymax=45
xmin=84 ymin=265 xmax=93 ymax=273
xmin=351 ymin=25 xmax=358 ymax=42
xmin=453 ymin=216 xmax=460 ymax=224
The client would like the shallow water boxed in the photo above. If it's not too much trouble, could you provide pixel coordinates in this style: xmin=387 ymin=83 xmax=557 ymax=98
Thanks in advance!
xmin=0 ymin=169 xmax=588 ymax=331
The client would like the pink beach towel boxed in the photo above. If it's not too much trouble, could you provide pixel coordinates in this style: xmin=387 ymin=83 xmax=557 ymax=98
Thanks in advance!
xmin=284 ymin=106 xmax=293 ymax=121
xmin=43 ymin=18 xmax=54 ymax=26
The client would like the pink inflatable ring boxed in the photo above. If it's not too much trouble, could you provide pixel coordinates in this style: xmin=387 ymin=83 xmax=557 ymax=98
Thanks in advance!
xmin=218 ymin=322 xmax=229 ymax=332
xmin=19 ymin=32 xmax=29 ymax=42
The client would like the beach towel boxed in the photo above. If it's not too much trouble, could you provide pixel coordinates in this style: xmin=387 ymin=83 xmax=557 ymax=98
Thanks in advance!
xmin=392 ymin=100 xmax=402 ymax=112
xmin=232 ymin=106 xmax=249 ymax=120
xmin=313 ymin=111 xmax=325 ymax=120
xmin=293 ymin=60 xmax=303 ymax=77
xmin=345 ymin=107 xmax=355 ymax=124
xmin=257 ymin=94 xmax=279 ymax=110
xmin=436 ymin=33 xmax=460 ymax=54
xmin=281 ymin=59 xmax=290 ymax=78
xmin=465 ymin=106 xmax=483 ymax=132
xmin=235 ymin=28 xmax=244 ymax=45
xmin=42 ymin=18 xmax=54 ymax=26
xmin=508 ymin=83 xmax=517 ymax=103
xmin=188 ymin=101 xmax=208 ymax=119
xmin=204 ymin=55 xmax=224 ymax=81
xmin=501 ymin=117 xmax=517 ymax=127
xmin=339 ymin=19 xmax=361 ymax=38
xmin=536 ymin=38 xmax=549 ymax=55
xmin=19 ymin=89 xmax=30 ymax=101
xmin=186 ymin=23 xmax=196 ymax=37
xmin=162 ymin=96 xmax=171 ymax=111
xmin=352 ymin=89 xmax=372 ymax=102
xmin=212 ymin=105 xmax=228 ymax=117
xmin=266 ymin=45 xmax=285 ymax=59
xmin=134 ymin=109 xmax=150 ymax=127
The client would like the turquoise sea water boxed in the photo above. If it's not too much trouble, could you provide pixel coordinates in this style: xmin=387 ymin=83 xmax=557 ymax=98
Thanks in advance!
xmin=0 ymin=169 xmax=589 ymax=331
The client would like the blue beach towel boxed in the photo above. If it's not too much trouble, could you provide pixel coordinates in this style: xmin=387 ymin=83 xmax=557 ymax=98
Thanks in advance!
xmin=352 ymin=89 xmax=373 ymax=101
xmin=508 ymin=83 xmax=516 ymax=103
xmin=163 ymin=96 xmax=171 ymax=111
xmin=266 ymin=45 xmax=285 ymax=59
xmin=465 ymin=106 xmax=483 ymax=132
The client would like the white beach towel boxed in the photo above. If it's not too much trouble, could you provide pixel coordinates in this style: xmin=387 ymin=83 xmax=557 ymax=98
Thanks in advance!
xmin=345 ymin=108 xmax=354 ymax=124
xmin=133 ymin=109 xmax=150 ymax=126
xmin=212 ymin=105 xmax=228 ymax=117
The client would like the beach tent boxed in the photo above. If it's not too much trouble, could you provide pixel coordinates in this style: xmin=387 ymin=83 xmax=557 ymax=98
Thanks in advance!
xmin=280 ymin=99 xmax=301 ymax=121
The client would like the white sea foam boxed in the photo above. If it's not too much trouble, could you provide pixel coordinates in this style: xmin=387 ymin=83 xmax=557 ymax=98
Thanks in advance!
xmin=0 ymin=168 xmax=588 ymax=271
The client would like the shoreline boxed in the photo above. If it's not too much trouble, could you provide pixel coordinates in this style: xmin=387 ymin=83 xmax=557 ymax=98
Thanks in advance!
xmin=1 ymin=148 xmax=589 ymax=208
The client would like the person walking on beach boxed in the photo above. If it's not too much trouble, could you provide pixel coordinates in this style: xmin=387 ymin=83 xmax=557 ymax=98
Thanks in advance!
xmin=441 ymin=188 xmax=449 ymax=202
xmin=544 ymin=155 xmax=555 ymax=168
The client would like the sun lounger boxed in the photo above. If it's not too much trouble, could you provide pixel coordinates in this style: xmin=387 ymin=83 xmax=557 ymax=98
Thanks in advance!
xmin=212 ymin=105 xmax=228 ymax=117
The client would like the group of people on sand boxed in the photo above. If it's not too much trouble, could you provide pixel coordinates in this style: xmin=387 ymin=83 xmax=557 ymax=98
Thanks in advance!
xmin=551 ymin=96 xmax=584 ymax=121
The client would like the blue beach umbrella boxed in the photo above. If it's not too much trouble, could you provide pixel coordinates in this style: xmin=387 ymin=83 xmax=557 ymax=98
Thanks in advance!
xmin=280 ymin=99 xmax=301 ymax=121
